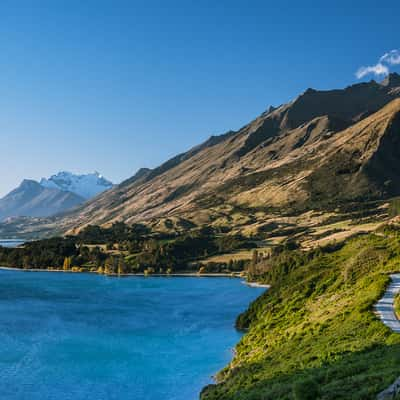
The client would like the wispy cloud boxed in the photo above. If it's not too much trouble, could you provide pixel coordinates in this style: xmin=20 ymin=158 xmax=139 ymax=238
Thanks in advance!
xmin=356 ymin=63 xmax=389 ymax=79
xmin=380 ymin=50 xmax=400 ymax=66
xmin=356 ymin=49 xmax=399 ymax=79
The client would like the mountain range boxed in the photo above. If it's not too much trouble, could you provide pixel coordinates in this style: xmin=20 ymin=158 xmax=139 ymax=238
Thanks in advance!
xmin=3 ymin=74 xmax=400 ymax=238
xmin=0 ymin=172 xmax=113 ymax=221
xmin=58 ymin=74 xmax=400 ymax=231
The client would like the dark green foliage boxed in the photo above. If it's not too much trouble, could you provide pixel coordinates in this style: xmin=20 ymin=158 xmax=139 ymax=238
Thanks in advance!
xmin=293 ymin=378 xmax=319 ymax=400
xmin=131 ymin=233 xmax=250 ymax=272
xmin=0 ymin=223 xmax=252 ymax=273
xmin=0 ymin=237 xmax=78 ymax=268
xmin=75 ymin=222 xmax=150 ymax=244
xmin=215 ymin=235 xmax=253 ymax=253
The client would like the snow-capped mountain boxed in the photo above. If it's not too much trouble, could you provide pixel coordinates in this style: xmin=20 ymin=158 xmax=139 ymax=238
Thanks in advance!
xmin=40 ymin=171 xmax=113 ymax=199
xmin=0 ymin=179 xmax=85 ymax=221
xmin=0 ymin=171 xmax=113 ymax=221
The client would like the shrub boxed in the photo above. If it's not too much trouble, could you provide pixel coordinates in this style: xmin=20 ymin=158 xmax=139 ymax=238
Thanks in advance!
xmin=292 ymin=378 xmax=319 ymax=400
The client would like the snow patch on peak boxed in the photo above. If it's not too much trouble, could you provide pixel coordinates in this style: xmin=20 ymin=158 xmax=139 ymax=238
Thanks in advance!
xmin=40 ymin=171 xmax=113 ymax=199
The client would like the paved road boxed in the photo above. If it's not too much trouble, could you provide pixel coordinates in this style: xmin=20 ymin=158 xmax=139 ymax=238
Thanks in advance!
xmin=375 ymin=274 xmax=400 ymax=333
xmin=375 ymin=275 xmax=400 ymax=398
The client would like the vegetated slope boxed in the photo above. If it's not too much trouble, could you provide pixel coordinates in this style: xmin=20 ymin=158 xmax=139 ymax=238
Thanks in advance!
xmin=54 ymin=75 xmax=400 ymax=234
xmin=201 ymin=228 xmax=400 ymax=400
xmin=0 ymin=180 xmax=84 ymax=220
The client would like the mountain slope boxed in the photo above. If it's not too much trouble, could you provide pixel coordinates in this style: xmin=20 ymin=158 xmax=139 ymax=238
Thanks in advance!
xmin=51 ymin=75 xmax=400 ymax=234
xmin=5 ymin=75 xmax=400 ymax=236
xmin=0 ymin=180 xmax=84 ymax=220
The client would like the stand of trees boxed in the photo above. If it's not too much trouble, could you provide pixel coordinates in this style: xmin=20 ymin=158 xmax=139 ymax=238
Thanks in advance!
xmin=0 ymin=222 xmax=255 ymax=274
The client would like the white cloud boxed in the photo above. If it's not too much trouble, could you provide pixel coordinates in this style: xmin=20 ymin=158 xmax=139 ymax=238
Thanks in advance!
xmin=356 ymin=63 xmax=389 ymax=79
xmin=380 ymin=49 xmax=400 ymax=65
xmin=356 ymin=49 xmax=399 ymax=79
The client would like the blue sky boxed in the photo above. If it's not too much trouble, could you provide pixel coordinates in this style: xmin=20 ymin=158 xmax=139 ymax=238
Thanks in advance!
xmin=0 ymin=0 xmax=399 ymax=196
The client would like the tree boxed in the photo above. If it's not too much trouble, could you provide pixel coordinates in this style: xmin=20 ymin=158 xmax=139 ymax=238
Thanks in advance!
xmin=104 ymin=257 xmax=116 ymax=274
xmin=23 ymin=256 xmax=30 ymax=269
xmin=293 ymin=378 xmax=319 ymax=400
xmin=63 ymin=257 xmax=71 ymax=271
xmin=247 ymin=250 xmax=259 ymax=277
xmin=118 ymin=257 xmax=127 ymax=275
xmin=252 ymin=249 xmax=259 ymax=265
xmin=90 ymin=246 xmax=106 ymax=267
xmin=198 ymin=266 xmax=206 ymax=274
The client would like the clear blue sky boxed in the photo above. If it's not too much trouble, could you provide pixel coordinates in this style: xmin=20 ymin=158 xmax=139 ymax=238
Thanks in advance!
xmin=0 ymin=0 xmax=399 ymax=196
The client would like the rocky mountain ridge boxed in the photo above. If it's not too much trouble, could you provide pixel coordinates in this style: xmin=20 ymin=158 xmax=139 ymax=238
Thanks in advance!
xmin=39 ymin=171 xmax=113 ymax=199
xmin=3 ymin=75 xmax=400 ymax=239
xmin=56 ymin=74 xmax=400 ymax=234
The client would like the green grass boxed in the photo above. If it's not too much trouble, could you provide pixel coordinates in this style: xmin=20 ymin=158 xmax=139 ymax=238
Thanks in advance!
xmin=201 ymin=229 xmax=400 ymax=400
xmin=394 ymin=294 xmax=400 ymax=320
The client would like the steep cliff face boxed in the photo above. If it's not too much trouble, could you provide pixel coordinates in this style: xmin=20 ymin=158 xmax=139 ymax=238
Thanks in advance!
xmin=302 ymin=99 xmax=400 ymax=206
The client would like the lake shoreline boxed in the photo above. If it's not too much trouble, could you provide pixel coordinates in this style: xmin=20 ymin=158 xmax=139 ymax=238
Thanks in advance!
xmin=0 ymin=266 xmax=241 ymax=278
xmin=0 ymin=266 xmax=272 ymax=289
xmin=242 ymin=281 xmax=270 ymax=288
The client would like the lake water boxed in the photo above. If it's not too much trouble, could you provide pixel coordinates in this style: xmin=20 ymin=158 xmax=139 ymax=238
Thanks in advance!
xmin=0 ymin=270 xmax=264 ymax=400
xmin=0 ymin=239 xmax=25 ymax=248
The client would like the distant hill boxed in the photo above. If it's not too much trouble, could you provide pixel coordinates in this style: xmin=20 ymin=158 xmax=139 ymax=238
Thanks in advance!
xmin=0 ymin=172 xmax=113 ymax=221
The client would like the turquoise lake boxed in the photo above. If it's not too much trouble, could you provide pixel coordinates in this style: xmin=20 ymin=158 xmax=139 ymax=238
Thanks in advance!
xmin=0 ymin=270 xmax=264 ymax=400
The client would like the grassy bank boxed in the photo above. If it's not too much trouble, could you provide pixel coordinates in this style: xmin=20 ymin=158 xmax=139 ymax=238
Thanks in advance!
xmin=394 ymin=294 xmax=400 ymax=320
xmin=201 ymin=227 xmax=400 ymax=400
